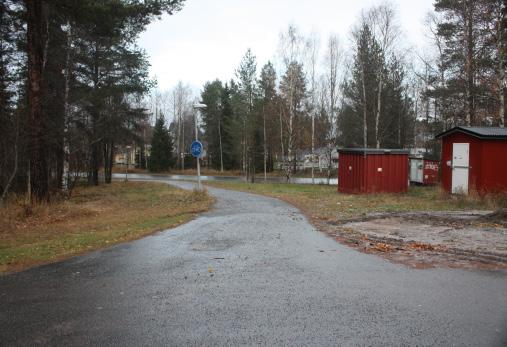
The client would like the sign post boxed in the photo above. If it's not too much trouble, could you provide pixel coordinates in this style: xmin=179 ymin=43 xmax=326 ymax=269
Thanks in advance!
xmin=191 ymin=140 xmax=203 ymax=189
xmin=192 ymin=103 xmax=207 ymax=190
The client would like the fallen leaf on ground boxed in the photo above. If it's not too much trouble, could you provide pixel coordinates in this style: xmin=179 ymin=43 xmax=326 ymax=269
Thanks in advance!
xmin=408 ymin=242 xmax=435 ymax=251
xmin=373 ymin=243 xmax=392 ymax=252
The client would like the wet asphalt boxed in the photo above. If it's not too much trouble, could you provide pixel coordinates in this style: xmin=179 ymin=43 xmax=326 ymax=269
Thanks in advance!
xmin=1 ymin=180 xmax=507 ymax=346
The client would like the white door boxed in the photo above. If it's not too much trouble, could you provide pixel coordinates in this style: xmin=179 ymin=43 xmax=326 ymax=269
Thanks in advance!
xmin=451 ymin=143 xmax=469 ymax=194
xmin=410 ymin=159 xmax=423 ymax=183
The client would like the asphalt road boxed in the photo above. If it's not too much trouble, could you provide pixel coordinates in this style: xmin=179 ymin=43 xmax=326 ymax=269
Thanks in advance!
xmin=1 ymin=180 xmax=506 ymax=346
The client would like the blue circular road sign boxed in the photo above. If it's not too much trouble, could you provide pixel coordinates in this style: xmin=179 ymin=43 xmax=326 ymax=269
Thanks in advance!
xmin=191 ymin=141 xmax=203 ymax=158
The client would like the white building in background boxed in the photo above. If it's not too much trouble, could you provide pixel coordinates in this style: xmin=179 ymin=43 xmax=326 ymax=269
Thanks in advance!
xmin=303 ymin=147 xmax=339 ymax=170
xmin=114 ymin=144 xmax=151 ymax=168
xmin=275 ymin=147 xmax=339 ymax=171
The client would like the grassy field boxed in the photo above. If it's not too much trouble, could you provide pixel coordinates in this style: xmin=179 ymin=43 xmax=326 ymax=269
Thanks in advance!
xmin=0 ymin=182 xmax=213 ymax=273
xmin=205 ymin=181 xmax=502 ymax=222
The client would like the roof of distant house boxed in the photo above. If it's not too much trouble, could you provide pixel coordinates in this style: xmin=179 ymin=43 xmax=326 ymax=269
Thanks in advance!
xmin=435 ymin=126 xmax=507 ymax=140
xmin=338 ymin=148 xmax=410 ymax=155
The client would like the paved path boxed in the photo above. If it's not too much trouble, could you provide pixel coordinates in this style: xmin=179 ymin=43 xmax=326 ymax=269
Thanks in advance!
xmin=1 ymin=180 xmax=506 ymax=346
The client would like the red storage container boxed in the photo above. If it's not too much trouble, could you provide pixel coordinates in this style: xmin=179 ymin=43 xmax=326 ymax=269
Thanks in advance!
xmin=422 ymin=159 xmax=440 ymax=185
xmin=338 ymin=149 xmax=409 ymax=194
xmin=409 ymin=158 xmax=440 ymax=185
xmin=436 ymin=126 xmax=507 ymax=194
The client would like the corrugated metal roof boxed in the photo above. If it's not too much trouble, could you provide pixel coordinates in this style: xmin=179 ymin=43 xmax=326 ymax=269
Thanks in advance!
xmin=435 ymin=126 xmax=507 ymax=139
xmin=338 ymin=148 xmax=410 ymax=155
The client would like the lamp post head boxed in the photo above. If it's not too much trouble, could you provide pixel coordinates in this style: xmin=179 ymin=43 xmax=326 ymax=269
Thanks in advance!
xmin=193 ymin=103 xmax=207 ymax=109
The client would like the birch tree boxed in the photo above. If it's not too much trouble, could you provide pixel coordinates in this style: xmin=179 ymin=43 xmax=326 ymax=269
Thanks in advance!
xmin=323 ymin=34 xmax=341 ymax=181
xmin=304 ymin=33 xmax=319 ymax=183
xmin=170 ymin=82 xmax=193 ymax=168
xmin=366 ymin=2 xmax=400 ymax=148
xmin=278 ymin=25 xmax=304 ymax=181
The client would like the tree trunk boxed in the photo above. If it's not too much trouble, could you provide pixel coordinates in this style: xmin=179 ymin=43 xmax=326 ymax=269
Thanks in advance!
xmin=263 ymin=104 xmax=267 ymax=181
xmin=287 ymin=97 xmax=294 ymax=182
xmin=311 ymin=111 xmax=315 ymax=184
xmin=91 ymin=141 xmax=99 ymax=185
xmin=243 ymin=117 xmax=247 ymax=176
xmin=103 ymin=140 xmax=113 ymax=184
xmin=218 ymin=115 xmax=224 ymax=172
xmin=502 ymin=88 xmax=506 ymax=127
xmin=180 ymin=117 xmax=184 ymax=170
xmin=464 ymin=0 xmax=475 ymax=126
xmin=361 ymin=65 xmax=368 ymax=149
xmin=375 ymin=76 xmax=382 ymax=148
xmin=26 ymin=0 xmax=49 ymax=202
xmin=279 ymin=103 xmax=286 ymax=180
xmin=0 ymin=118 xmax=19 ymax=206
xmin=497 ymin=9 xmax=505 ymax=127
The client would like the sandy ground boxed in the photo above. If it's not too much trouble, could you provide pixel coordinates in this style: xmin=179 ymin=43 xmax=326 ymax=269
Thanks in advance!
xmin=320 ymin=210 xmax=507 ymax=269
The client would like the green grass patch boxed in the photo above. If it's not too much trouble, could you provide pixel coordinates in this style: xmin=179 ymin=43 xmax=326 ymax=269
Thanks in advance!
xmin=205 ymin=181 xmax=497 ymax=221
xmin=0 ymin=182 xmax=213 ymax=273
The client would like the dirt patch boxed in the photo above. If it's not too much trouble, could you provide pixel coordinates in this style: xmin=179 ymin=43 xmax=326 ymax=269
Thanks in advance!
xmin=478 ymin=208 xmax=507 ymax=227
xmin=320 ymin=210 xmax=507 ymax=270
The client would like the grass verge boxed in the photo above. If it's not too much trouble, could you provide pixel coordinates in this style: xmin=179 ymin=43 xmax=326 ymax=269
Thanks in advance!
xmin=204 ymin=181 xmax=500 ymax=222
xmin=111 ymin=167 xmax=335 ymax=178
xmin=0 ymin=182 xmax=213 ymax=273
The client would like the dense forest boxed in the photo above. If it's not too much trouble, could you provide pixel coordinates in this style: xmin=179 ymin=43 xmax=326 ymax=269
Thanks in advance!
xmin=0 ymin=0 xmax=185 ymax=203
xmin=1 ymin=0 xmax=506 ymax=202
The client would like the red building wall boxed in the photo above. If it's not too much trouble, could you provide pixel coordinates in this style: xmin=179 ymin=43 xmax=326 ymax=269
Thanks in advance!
xmin=338 ymin=153 xmax=365 ymax=194
xmin=338 ymin=151 xmax=408 ymax=194
xmin=480 ymin=141 xmax=507 ymax=193
xmin=440 ymin=132 xmax=507 ymax=193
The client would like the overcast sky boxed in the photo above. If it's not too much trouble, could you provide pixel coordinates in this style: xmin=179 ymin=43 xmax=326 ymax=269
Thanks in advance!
xmin=138 ymin=0 xmax=435 ymax=92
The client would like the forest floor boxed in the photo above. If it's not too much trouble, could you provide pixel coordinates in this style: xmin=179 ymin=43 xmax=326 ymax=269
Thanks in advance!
xmin=205 ymin=181 xmax=507 ymax=269
xmin=0 ymin=182 xmax=213 ymax=273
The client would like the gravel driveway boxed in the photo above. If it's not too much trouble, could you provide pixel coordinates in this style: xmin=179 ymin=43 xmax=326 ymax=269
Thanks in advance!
xmin=1 ymin=180 xmax=506 ymax=346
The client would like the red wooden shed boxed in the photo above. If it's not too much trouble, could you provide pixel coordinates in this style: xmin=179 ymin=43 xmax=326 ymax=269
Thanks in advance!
xmin=338 ymin=148 xmax=409 ymax=194
xmin=436 ymin=126 xmax=507 ymax=194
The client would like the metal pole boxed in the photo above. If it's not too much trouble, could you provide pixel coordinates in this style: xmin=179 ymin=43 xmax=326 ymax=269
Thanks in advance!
xmin=195 ymin=110 xmax=201 ymax=190
xmin=125 ymin=148 xmax=128 ymax=181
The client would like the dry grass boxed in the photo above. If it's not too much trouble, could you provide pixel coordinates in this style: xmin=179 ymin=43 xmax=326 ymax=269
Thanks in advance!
xmin=0 ymin=182 xmax=213 ymax=273
xmin=205 ymin=181 xmax=503 ymax=223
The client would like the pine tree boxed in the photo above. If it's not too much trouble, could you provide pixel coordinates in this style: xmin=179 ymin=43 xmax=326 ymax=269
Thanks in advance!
xmin=148 ymin=116 xmax=174 ymax=172
xmin=0 ymin=0 xmax=22 ymax=203
xmin=258 ymin=62 xmax=278 ymax=177
xmin=339 ymin=23 xmax=414 ymax=149
xmin=220 ymin=84 xmax=237 ymax=170
xmin=235 ymin=49 xmax=258 ymax=177
xmin=201 ymin=80 xmax=224 ymax=171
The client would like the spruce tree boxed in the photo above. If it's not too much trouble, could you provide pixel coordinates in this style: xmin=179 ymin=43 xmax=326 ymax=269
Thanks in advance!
xmin=148 ymin=116 xmax=174 ymax=172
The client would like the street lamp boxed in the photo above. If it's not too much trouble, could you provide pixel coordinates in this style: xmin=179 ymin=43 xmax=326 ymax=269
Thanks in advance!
xmin=193 ymin=103 xmax=207 ymax=190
